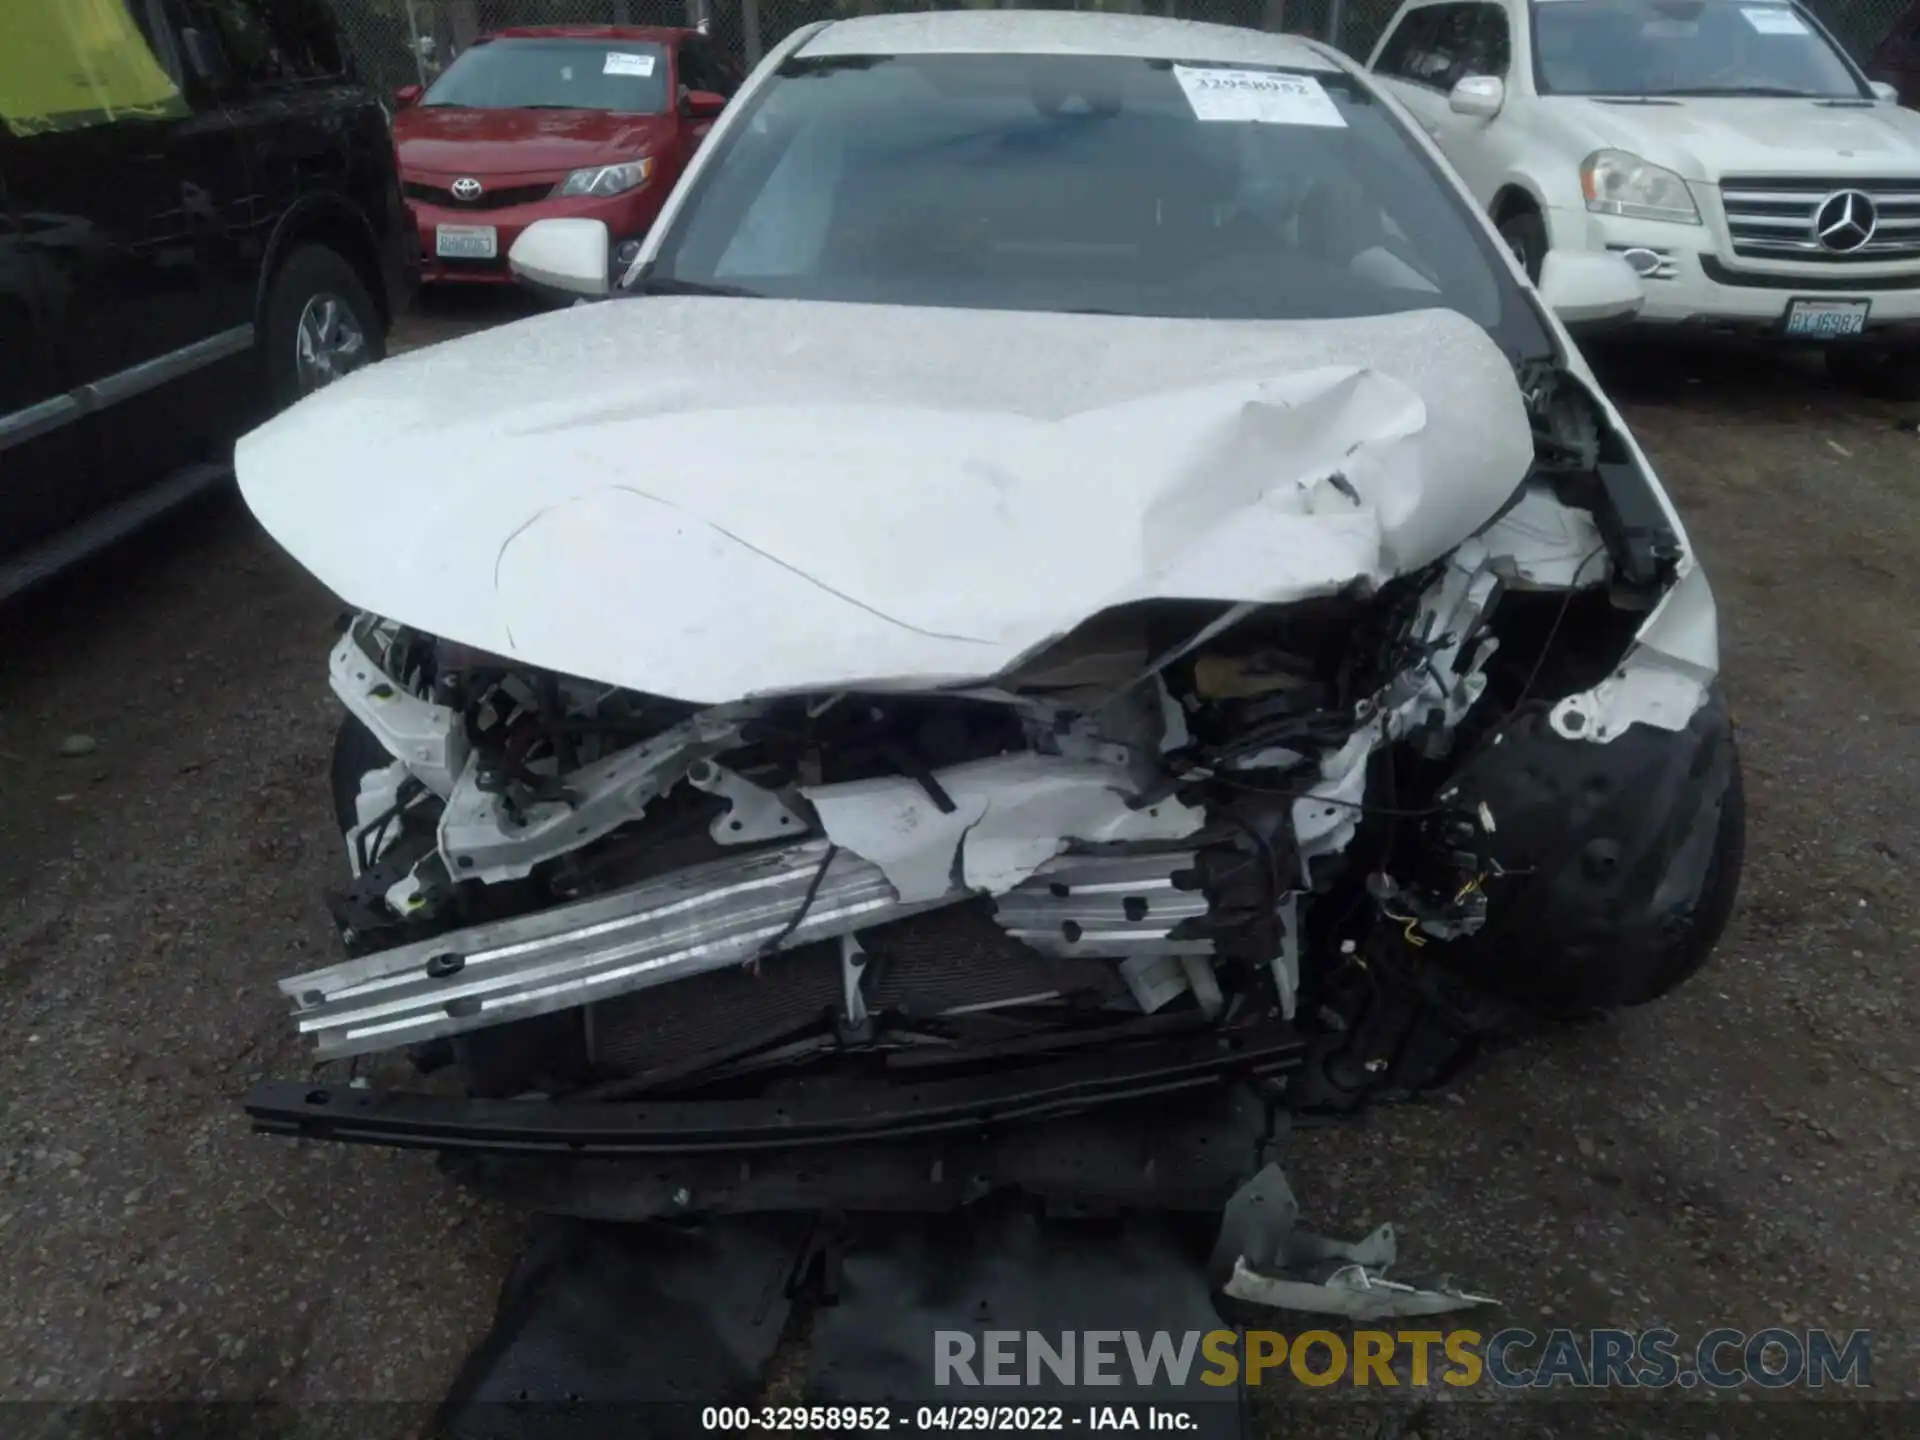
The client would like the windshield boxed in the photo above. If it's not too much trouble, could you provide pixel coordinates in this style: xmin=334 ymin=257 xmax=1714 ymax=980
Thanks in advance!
xmin=422 ymin=38 xmax=669 ymax=112
xmin=1530 ymin=0 xmax=1866 ymax=98
xmin=643 ymin=53 xmax=1513 ymax=330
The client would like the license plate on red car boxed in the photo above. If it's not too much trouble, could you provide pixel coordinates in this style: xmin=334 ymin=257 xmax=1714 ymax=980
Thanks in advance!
xmin=436 ymin=225 xmax=498 ymax=260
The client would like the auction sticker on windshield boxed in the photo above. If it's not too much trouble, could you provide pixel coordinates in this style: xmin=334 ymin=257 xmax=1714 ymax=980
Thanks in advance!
xmin=1740 ymin=5 xmax=1810 ymax=33
xmin=605 ymin=52 xmax=655 ymax=76
xmin=1173 ymin=67 xmax=1347 ymax=128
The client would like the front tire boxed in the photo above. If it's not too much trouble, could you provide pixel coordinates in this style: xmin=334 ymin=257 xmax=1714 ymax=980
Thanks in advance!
xmin=1497 ymin=209 xmax=1549 ymax=285
xmin=262 ymin=244 xmax=384 ymax=406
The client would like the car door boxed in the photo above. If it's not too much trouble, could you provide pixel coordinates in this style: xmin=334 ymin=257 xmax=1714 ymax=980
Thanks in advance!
xmin=1418 ymin=2 xmax=1517 ymax=206
xmin=0 ymin=0 xmax=249 ymax=538
xmin=0 ymin=169 xmax=88 ymax=560
xmin=1370 ymin=2 xmax=1502 ymax=201
xmin=671 ymin=39 xmax=732 ymax=173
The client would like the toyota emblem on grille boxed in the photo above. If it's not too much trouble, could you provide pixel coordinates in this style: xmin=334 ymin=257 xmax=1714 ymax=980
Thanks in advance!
xmin=451 ymin=177 xmax=484 ymax=201
xmin=1812 ymin=189 xmax=1876 ymax=253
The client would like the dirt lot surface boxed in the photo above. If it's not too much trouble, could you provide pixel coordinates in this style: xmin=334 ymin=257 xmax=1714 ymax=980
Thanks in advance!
xmin=1 ymin=292 xmax=1915 ymax=1434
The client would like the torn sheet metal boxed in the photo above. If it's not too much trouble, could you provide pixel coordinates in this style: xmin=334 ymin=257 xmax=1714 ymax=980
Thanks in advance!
xmin=688 ymin=759 xmax=807 ymax=844
xmin=1222 ymin=1255 xmax=1497 ymax=1321
xmin=992 ymin=851 xmax=1210 ymax=958
xmin=237 ymin=299 xmax=1533 ymax=704
xmin=1288 ymin=544 xmax=1501 ymax=881
xmin=806 ymin=753 xmax=1205 ymax=903
xmin=1211 ymin=1162 xmax=1495 ymax=1321
xmin=1552 ymin=565 xmax=1719 ymax=741
xmin=331 ymin=628 xmax=468 ymax=799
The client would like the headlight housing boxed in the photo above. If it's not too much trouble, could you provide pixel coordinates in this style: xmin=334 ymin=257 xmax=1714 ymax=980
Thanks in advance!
xmin=556 ymin=156 xmax=655 ymax=199
xmin=1581 ymin=150 xmax=1700 ymax=225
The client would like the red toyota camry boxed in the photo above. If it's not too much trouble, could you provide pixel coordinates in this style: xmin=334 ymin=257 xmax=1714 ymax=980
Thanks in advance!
xmin=393 ymin=25 xmax=740 ymax=286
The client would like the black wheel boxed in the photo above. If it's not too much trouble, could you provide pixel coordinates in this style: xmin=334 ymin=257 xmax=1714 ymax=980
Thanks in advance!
xmin=1825 ymin=340 xmax=1920 ymax=402
xmin=1497 ymin=208 xmax=1549 ymax=285
xmin=262 ymin=244 xmax=384 ymax=406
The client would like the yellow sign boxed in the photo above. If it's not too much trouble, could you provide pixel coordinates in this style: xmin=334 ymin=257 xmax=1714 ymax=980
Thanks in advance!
xmin=0 ymin=0 xmax=188 ymax=136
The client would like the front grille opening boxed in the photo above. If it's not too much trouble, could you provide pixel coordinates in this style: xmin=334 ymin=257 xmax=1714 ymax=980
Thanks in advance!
xmin=1719 ymin=176 xmax=1920 ymax=263
xmin=405 ymin=180 xmax=557 ymax=211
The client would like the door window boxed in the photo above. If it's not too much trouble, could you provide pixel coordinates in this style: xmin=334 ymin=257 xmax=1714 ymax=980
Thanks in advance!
xmin=1376 ymin=8 xmax=1442 ymax=80
xmin=183 ymin=0 xmax=345 ymax=89
xmin=1377 ymin=3 xmax=1511 ymax=91
xmin=0 ymin=0 xmax=188 ymax=136
xmin=677 ymin=43 xmax=732 ymax=100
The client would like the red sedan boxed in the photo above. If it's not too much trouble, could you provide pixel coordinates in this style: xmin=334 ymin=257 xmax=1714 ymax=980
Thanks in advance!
xmin=393 ymin=25 xmax=740 ymax=285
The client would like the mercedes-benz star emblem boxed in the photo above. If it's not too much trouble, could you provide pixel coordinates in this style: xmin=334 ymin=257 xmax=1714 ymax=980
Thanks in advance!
xmin=1812 ymin=189 xmax=1877 ymax=254
xmin=451 ymin=176 xmax=484 ymax=201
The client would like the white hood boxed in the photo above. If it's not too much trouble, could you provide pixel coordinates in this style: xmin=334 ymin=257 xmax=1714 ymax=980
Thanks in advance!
xmin=236 ymin=297 xmax=1534 ymax=703
xmin=1558 ymin=96 xmax=1920 ymax=182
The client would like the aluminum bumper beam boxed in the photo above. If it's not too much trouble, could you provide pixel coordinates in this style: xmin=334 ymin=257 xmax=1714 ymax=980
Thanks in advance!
xmin=285 ymin=840 xmax=953 ymax=1059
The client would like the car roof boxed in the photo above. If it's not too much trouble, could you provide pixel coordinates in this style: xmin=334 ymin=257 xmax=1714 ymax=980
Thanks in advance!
xmin=485 ymin=25 xmax=693 ymax=45
xmin=796 ymin=11 xmax=1343 ymax=70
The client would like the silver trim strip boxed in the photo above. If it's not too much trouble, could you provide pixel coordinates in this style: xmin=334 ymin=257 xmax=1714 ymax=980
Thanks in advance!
xmin=81 ymin=324 xmax=255 ymax=409
xmin=0 ymin=324 xmax=254 ymax=453
xmin=0 ymin=394 xmax=83 ymax=450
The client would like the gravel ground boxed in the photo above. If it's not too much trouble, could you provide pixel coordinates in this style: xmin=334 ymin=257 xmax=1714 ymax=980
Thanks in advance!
xmin=0 ymin=292 xmax=1915 ymax=1433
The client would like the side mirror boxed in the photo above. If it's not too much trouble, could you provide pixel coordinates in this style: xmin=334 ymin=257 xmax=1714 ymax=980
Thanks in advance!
xmin=395 ymin=84 xmax=423 ymax=107
xmin=509 ymin=218 xmax=612 ymax=300
xmin=1449 ymin=74 xmax=1505 ymax=118
xmin=683 ymin=89 xmax=727 ymax=121
xmin=179 ymin=27 xmax=231 ymax=90
xmin=1869 ymin=80 xmax=1900 ymax=103
xmin=1536 ymin=250 xmax=1644 ymax=326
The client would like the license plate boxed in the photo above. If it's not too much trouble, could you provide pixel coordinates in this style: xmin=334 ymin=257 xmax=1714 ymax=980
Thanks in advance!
xmin=436 ymin=224 xmax=498 ymax=260
xmin=1783 ymin=297 xmax=1870 ymax=339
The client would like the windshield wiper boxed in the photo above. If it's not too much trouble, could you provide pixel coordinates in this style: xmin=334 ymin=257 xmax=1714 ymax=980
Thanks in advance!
xmin=632 ymin=276 xmax=764 ymax=298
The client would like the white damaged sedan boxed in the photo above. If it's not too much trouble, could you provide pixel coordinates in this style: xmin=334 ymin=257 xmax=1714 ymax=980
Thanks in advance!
xmin=235 ymin=13 xmax=1740 ymax=1237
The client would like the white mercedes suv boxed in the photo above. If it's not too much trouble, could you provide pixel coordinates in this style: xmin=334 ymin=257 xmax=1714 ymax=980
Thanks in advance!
xmin=1365 ymin=0 xmax=1920 ymax=394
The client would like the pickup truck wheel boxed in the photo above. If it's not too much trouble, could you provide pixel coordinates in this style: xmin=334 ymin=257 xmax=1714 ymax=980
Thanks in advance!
xmin=264 ymin=245 xmax=384 ymax=406
xmin=1497 ymin=210 xmax=1548 ymax=285
xmin=1825 ymin=340 xmax=1920 ymax=402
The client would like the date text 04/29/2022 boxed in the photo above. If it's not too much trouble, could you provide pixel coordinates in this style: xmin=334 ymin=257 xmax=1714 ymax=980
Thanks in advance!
xmin=701 ymin=1406 xmax=1199 ymax=1431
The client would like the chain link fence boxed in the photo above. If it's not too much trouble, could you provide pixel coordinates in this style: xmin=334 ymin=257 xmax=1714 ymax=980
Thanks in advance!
xmin=330 ymin=0 xmax=1909 ymax=102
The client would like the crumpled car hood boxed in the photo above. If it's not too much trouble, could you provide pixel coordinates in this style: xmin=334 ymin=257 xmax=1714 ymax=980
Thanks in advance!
xmin=236 ymin=297 xmax=1533 ymax=703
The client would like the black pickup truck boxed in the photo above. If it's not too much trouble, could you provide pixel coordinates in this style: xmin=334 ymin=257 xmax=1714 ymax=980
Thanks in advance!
xmin=0 ymin=0 xmax=416 ymax=598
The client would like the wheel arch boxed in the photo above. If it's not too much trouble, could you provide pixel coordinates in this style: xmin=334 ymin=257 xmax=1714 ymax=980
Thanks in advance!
xmin=255 ymin=195 xmax=393 ymax=336
xmin=1489 ymin=179 xmax=1564 ymax=248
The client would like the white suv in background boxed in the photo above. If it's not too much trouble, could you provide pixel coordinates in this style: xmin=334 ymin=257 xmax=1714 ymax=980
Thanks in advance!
xmin=1365 ymin=0 xmax=1920 ymax=394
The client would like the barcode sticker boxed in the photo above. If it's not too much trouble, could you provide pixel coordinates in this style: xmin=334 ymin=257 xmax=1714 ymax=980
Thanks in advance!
xmin=1173 ymin=66 xmax=1348 ymax=128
